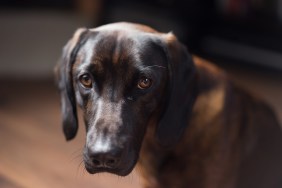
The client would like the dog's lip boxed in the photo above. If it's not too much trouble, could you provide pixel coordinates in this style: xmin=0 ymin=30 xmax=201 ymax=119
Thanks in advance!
xmin=84 ymin=162 xmax=134 ymax=176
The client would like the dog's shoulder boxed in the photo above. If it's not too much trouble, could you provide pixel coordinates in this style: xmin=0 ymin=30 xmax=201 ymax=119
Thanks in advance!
xmin=191 ymin=55 xmax=282 ymax=149
xmin=191 ymin=56 xmax=229 ymax=124
xmin=193 ymin=56 xmax=228 ymax=90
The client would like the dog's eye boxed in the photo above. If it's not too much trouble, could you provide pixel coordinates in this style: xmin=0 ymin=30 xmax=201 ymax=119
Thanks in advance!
xmin=138 ymin=76 xmax=152 ymax=89
xmin=79 ymin=74 xmax=92 ymax=88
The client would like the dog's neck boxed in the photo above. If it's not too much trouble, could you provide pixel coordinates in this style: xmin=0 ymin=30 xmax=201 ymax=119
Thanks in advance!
xmin=137 ymin=58 xmax=238 ymax=188
xmin=135 ymin=56 xmax=282 ymax=188
xmin=137 ymin=118 xmax=168 ymax=188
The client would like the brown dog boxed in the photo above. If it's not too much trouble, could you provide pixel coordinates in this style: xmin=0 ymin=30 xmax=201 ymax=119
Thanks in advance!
xmin=55 ymin=22 xmax=282 ymax=188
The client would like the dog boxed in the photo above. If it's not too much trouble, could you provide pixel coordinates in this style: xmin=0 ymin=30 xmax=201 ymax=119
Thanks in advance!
xmin=55 ymin=22 xmax=282 ymax=188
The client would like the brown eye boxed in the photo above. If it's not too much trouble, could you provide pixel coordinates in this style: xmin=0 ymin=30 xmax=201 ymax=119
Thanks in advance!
xmin=79 ymin=74 xmax=92 ymax=88
xmin=138 ymin=76 xmax=152 ymax=89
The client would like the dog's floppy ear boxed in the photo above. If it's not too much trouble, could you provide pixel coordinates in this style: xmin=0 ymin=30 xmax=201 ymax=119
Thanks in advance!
xmin=156 ymin=33 xmax=197 ymax=147
xmin=55 ymin=28 xmax=89 ymax=141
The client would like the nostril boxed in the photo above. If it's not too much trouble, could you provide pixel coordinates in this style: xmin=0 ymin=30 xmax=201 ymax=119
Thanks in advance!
xmin=108 ymin=159 xmax=115 ymax=164
xmin=88 ymin=152 xmax=103 ymax=167
xmin=105 ymin=158 xmax=117 ymax=167
xmin=86 ymin=147 xmax=122 ymax=169
xmin=89 ymin=153 xmax=118 ymax=168
xmin=92 ymin=158 xmax=101 ymax=166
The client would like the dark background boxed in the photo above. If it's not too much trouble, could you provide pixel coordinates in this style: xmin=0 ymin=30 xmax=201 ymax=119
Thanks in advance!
xmin=1 ymin=0 xmax=282 ymax=77
xmin=0 ymin=1 xmax=281 ymax=188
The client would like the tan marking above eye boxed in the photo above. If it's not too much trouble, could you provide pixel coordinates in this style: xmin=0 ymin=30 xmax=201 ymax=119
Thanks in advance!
xmin=79 ymin=74 xmax=92 ymax=88
xmin=138 ymin=77 xmax=152 ymax=89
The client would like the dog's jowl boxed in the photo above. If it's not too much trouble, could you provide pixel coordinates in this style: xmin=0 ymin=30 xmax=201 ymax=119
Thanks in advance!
xmin=55 ymin=22 xmax=282 ymax=188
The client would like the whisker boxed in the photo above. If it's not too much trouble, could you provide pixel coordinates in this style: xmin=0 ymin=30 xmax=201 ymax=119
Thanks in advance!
xmin=75 ymin=159 xmax=84 ymax=178
xmin=69 ymin=154 xmax=83 ymax=164
xmin=82 ymin=166 xmax=86 ymax=177
xmin=127 ymin=172 xmax=134 ymax=185
xmin=68 ymin=147 xmax=84 ymax=163
xmin=134 ymin=166 xmax=143 ymax=185
xmin=71 ymin=147 xmax=84 ymax=156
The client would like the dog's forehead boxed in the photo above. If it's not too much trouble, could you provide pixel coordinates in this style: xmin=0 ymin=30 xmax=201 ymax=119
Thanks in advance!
xmin=91 ymin=22 xmax=159 ymax=34
xmin=77 ymin=27 xmax=167 ymax=70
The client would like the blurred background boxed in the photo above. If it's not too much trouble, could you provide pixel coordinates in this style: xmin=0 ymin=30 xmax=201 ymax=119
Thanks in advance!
xmin=0 ymin=0 xmax=281 ymax=187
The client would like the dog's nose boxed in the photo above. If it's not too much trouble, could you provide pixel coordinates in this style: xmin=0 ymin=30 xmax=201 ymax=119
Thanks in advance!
xmin=88 ymin=149 xmax=121 ymax=169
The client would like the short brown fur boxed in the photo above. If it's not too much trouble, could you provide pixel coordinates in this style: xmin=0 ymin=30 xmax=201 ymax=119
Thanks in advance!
xmin=138 ymin=56 xmax=282 ymax=188
xmin=56 ymin=22 xmax=282 ymax=188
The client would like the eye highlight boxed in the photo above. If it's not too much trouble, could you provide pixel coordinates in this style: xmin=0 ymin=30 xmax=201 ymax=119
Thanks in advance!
xmin=79 ymin=74 xmax=92 ymax=88
xmin=138 ymin=76 xmax=152 ymax=89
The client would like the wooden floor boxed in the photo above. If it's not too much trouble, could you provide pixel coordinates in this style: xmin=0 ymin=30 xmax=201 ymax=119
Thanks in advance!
xmin=0 ymin=80 xmax=143 ymax=188
xmin=0 ymin=66 xmax=281 ymax=188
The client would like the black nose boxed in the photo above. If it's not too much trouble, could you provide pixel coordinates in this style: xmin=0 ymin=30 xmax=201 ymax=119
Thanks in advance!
xmin=88 ymin=149 xmax=121 ymax=169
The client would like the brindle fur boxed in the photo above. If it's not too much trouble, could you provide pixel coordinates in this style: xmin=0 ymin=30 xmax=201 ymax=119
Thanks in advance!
xmin=56 ymin=22 xmax=282 ymax=188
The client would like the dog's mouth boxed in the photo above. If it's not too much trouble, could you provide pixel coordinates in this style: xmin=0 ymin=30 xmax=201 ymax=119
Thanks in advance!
xmin=84 ymin=163 xmax=134 ymax=176
xmin=83 ymin=149 xmax=138 ymax=176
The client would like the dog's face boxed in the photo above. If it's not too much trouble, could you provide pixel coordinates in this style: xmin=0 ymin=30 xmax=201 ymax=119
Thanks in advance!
xmin=56 ymin=22 xmax=196 ymax=176
xmin=74 ymin=26 xmax=169 ymax=175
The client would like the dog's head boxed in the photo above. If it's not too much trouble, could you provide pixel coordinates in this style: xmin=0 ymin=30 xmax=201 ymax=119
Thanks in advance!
xmin=55 ymin=22 xmax=196 ymax=176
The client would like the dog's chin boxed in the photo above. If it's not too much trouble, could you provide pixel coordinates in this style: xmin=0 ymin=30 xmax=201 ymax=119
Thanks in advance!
xmin=85 ymin=164 xmax=135 ymax=176
xmin=84 ymin=153 xmax=138 ymax=176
